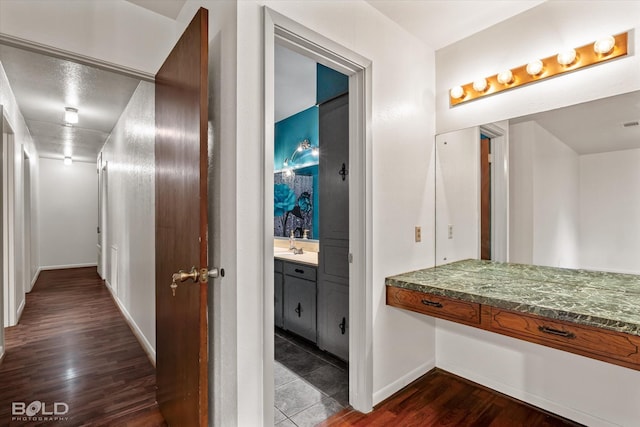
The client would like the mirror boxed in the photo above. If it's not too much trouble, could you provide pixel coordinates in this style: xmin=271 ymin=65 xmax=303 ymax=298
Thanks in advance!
xmin=435 ymin=90 xmax=640 ymax=275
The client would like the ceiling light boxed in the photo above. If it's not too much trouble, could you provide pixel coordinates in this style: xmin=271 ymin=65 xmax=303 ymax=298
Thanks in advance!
xmin=64 ymin=107 xmax=78 ymax=124
xmin=557 ymin=49 xmax=577 ymax=66
xmin=472 ymin=78 xmax=488 ymax=93
xmin=594 ymin=36 xmax=615 ymax=55
xmin=450 ymin=86 xmax=465 ymax=100
xmin=526 ymin=60 xmax=544 ymax=76
xmin=497 ymin=70 xmax=514 ymax=85
xmin=64 ymin=156 xmax=73 ymax=166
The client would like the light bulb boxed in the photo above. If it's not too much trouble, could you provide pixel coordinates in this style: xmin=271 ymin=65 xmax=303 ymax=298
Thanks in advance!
xmin=557 ymin=49 xmax=577 ymax=66
xmin=450 ymin=86 xmax=465 ymax=99
xmin=594 ymin=36 xmax=615 ymax=55
xmin=472 ymin=78 xmax=488 ymax=93
xmin=497 ymin=70 xmax=514 ymax=85
xmin=526 ymin=59 xmax=544 ymax=76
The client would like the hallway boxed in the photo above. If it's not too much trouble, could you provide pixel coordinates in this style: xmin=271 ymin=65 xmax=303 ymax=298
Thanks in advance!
xmin=0 ymin=267 xmax=165 ymax=426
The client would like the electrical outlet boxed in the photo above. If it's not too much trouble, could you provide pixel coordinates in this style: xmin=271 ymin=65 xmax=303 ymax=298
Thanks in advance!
xmin=415 ymin=226 xmax=421 ymax=242
xmin=448 ymin=225 xmax=453 ymax=239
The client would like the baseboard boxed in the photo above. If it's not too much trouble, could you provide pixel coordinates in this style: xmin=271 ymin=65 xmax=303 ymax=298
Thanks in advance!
xmin=40 ymin=263 xmax=98 ymax=270
xmin=29 ymin=267 xmax=41 ymax=292
xmin=372 ymin=358 xmax=435 ymax=405
xmin=436 ymin=360 xmax=614 ymax=427
xmin=16 ymin=298 xmax=25 ymax=323
xmin=104 ymin=280 xmax=156 ymax=367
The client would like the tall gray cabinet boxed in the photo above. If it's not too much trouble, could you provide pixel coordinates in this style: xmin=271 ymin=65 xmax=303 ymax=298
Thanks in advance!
xmin=317 ymin=94 xmax=349 ymax=361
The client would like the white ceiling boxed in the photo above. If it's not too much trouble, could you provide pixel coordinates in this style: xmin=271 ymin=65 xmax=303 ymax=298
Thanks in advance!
xmin=275 ymin=44 xmax=317 ymax=122
xmin=511 ymin=91 xmax=640 ymax=155
xmin=0 ymin=45 xmax=140 ymax=163
xmin=365 ymin=0 xmax=545 ymax=50
xmin=126 ymin=0 xmax=187 ymax=20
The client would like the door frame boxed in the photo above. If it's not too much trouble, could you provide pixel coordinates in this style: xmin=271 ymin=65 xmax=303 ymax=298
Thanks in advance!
xmin=264 ymin=7 xmax=374 ymax=416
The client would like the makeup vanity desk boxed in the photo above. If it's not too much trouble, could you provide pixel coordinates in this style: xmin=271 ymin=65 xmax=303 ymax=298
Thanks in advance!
xmin=386 ymin=259 xmax=640 ymax=371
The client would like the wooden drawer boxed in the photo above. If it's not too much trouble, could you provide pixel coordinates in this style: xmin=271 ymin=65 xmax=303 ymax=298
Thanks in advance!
xmin=490 ymin=308 xmax=640 ymax=368
xmin=284 ymin=262 xmax=316 ymax=281
xmin=386 ymin=286 xmax=481 ymax=326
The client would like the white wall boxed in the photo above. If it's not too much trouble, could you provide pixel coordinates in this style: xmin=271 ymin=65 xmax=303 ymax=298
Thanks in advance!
xmin=436 ymin=1 xmax=640 ymax=134
xmin=99 ymin=81 xmax=156 ymax=359
xmin=435 ymin=2 xmax=640 ymax=422
xmin=509 ymin=121 xmax=580 ymax=268
xmin=579 ymin=148 xmax=640 ymax=274
xmin=38 ymin=158 xmax=97 ymax=269
xmin=1 ymin=61 xmax=39 ymax=328
xmin=435 ymin=127 xmax=480 ymax=265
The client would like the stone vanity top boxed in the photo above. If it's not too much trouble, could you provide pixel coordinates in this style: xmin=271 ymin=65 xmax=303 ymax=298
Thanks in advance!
xmin=386 ymin=259 xmax=640 ymax=336
xmin=274 ymin=248 xmax=318 ymax=266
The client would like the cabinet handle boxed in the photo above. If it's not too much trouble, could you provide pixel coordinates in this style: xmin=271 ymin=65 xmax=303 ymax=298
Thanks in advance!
xmin=421 ymin=299 xmax=443 ymax=308
xmin=295 ymin=268 xmax=304 ymax=274
xmin=538 ymin=325 xmax=576 ymax=339
xmin=339 ymin=163 xmax=349 ymax=181
xmin=339 ymin=317 xmax=346 ymax=335
xmin=295 ymin=302 xmax=301 ymax=317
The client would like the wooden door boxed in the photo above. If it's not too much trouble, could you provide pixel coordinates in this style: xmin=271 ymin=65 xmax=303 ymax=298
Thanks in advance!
xmin=155 ymin=8 xmax=209 ymax=427
xmin=480 ymin=137 xmax=491 ymax=260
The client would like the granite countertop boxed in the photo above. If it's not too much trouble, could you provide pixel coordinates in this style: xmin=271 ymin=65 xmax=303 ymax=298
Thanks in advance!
xmin=386 ymin=259 xmax=640 ymax=336
xmin=274 ymin=248 xmax=318 ymax=266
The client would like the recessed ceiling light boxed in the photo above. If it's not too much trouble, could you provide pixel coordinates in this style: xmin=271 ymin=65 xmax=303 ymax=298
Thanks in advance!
xmin=64 ymin=107 xmax=78 ymax=124
xmin=594 ymin=36 xmax=616 ymax=55
xmin=64 ymin=156 xmax=73 ymax=166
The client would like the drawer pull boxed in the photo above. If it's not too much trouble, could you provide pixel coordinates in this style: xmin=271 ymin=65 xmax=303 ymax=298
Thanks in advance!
xmin=295 ymin=302 xmax=302 ymax=317
xmin=295 ymin=268 xmax=304 ymax=274
xmin=421 ymin=299 xmax=443 ymax=308
xmin=538 ymin=325 xmax=576 ymax=339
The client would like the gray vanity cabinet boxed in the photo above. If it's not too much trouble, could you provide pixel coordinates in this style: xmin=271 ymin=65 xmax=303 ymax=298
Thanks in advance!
xmin=274 ymin=260 xmax=284 ymax=329
xmin=282 ymin=262 xmax=317 ymax=342
xmin=317 ymin=281 xmax=349 ymax=360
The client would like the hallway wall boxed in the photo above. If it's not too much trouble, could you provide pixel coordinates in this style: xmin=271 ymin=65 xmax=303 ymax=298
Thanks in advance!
xmin=99 ymin=81 xmax=156 ymax=360
xmin=0 ymin=61 xmax=39 ymax=328
xmin=38 ymin=158 xmax=97 ymax=269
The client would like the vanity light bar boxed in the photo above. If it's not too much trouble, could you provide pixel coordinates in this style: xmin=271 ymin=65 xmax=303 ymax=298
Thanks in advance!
xmin=449 ymin=31 xmax=629 ymax=106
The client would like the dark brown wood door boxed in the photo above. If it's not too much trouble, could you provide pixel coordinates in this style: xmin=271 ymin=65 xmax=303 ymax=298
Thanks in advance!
xmin=480 ymin=137 xmax=491 ymax=260
xmin=155 ymin=8 xmax=209 ymax=427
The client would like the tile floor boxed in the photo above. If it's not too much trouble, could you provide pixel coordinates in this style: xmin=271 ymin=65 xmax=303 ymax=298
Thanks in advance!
xmin=274 ymin=329 xmax=349 ymax=427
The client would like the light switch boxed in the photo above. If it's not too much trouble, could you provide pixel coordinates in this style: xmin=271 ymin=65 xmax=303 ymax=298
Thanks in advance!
xmin=415 ymin=226 xmax=421 ymax=242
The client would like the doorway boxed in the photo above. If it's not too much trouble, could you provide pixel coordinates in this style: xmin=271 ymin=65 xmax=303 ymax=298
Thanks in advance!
xmin=272 ymin=44 xmax=350 ymax=424
xmin=264 ymin=8 xmax=374 ymax=422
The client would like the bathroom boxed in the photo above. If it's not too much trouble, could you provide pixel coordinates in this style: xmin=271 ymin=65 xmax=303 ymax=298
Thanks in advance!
xmin=271 ymin=43 xmax=350 ymax=426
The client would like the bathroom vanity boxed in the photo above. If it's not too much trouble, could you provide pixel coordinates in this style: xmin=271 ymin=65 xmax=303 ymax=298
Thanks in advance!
xmin=386 ymin=259 xmax=640 ymax=371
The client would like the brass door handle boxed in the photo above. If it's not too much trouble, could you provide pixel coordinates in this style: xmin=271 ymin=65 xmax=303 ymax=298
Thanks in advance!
xmin=172 ymin=266 xmax=199 ymax=283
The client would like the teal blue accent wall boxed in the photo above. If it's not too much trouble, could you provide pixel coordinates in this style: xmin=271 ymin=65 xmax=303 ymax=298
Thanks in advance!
xmin=317 ymin=64 xmax=348 ymax=104
xmin=275 ymin=106 xmax=318 ymax=169
xmin=274 ymin=106 xmax=319 ymax=239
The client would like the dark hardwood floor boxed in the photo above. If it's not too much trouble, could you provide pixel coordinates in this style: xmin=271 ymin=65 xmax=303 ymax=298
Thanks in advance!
xmin=0 ymin=267 xmax=165 ymax=426
xmin=319 ymin=369 xmax=584 ymax=427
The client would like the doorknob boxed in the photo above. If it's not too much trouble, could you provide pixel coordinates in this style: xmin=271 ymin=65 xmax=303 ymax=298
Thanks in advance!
xmin=207 ymin=268 xmax=224 ymax=278
xmin=172 ymin=266 xmax=199 ymax=283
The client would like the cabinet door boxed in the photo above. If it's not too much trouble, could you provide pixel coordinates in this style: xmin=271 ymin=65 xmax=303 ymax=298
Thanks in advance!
xmin=274 ymin=271 xmax=284 ymax=328
xmin=283 ymin=276 xmax=317 ymax=342
xmin=318 ymin=281 xmax=349 ymax=360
